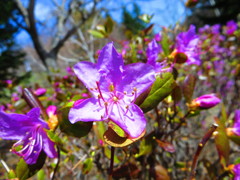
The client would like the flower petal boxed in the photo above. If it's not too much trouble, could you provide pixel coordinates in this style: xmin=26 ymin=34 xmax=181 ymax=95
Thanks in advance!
xmin=97 ymin=42 xmax=124 ymax=87
xmin=146 ymin=39 xmax=162 ymax=66
xmin=41 ymin=128 xmax=57 ymax=158
xmin=118 ymin=63 xmax=155 ymax=97
xmin=73 ymin=61 xmax=98 ymax=90
xmin=110 ymin=104 xmax=146 ymax=138
xmin=0 ymin=111 xmax=31 ymax=140
xmin=13 ymin=127 xmax=43 ymax=164
xmin=69 ymin=97 xmax=105 ymax=123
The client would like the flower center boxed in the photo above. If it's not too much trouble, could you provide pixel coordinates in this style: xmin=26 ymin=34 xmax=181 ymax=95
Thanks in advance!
xmin=94 ymin=81 xmax=138 ymax=121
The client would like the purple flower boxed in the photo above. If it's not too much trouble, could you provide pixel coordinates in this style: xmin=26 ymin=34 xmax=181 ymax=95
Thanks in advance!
xmin=233 ymin=164 xmax=240 ymax=180
xmin=34 ymin=88 xmax=47 ymax=96
xmin=146 ymin=40 xmax=165 ymax=72
xmin=0 ymin=108 xmax=57 ymax=164
xmin=190 ymin=94 xmax=221 ymax=109
xmin=176 ymin=25 xmax=200 ymax=65
xmin=232 ymin=110 xmax=240 ymax=136
xmin=226 ymin=20 xmax=238 ymax=35
xmin=69 ymin=42 xmax=155 ymax=138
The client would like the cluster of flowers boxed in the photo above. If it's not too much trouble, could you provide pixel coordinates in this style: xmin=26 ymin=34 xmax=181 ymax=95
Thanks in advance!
xmin=0 ymin=20 xmax=239 ymax=178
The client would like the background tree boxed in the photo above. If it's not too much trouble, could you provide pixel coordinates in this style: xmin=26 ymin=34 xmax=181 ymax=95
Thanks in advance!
xmin=185 ymin=0 xmax=240 ymax=27
xmin=12 ymin=0 xmax=101 ymax=70
xmin=0 ymin=0 xmax=25 ymax=81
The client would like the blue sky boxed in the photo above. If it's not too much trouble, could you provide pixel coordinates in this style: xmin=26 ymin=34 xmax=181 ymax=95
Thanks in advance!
xmin=16 ymin=0 xmax=189 ymax=44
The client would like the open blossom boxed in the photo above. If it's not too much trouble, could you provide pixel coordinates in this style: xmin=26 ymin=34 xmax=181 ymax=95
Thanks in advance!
xmin=175 ymin=25 xmax=200 ymax=65
xmin=0 ymin=108 xmax=57 ymax=164
xmin=69 ymin=42 xmax=155 ymax=138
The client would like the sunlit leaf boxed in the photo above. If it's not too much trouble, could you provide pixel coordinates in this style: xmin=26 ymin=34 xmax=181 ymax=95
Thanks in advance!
xmin=103 ymin=127 xmax=145 ymax=147
xmin=134 ymin=134 xmax=153 ymax=158
xmin=82 ymin=158 xmax=93 ymax=174
xmin=140 ymin=72 xmax=176 ymax=112
xmin=88 ymin=30 xmax=105 ymax=38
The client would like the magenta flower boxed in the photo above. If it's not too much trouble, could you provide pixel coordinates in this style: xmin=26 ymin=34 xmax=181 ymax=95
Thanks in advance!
xmin=232 ymin=110 xmax=240 ymax=136
xmin=69 ymin=42 xmax=155 ymax=138
xmin=190 ymin=94 xmax=221 ymax=109
xmin=0 ymin=108 xmax=57 ymax=164
xmin=175 ymin=25 xmax=200 ymax=65
xmin=233 ymin=164 xmax=240 ymax=180
xmin=34 ymin=88 xmax=47 ymax=96
xmin=226 ymin=20 xmax=238 ymax=35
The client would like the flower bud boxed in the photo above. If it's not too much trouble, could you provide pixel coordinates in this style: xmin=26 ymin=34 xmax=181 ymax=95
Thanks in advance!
xmin=188 ymin=94 xmax=221 ymax=110
xmin=34 ymin=88 xmax=47 ymax=96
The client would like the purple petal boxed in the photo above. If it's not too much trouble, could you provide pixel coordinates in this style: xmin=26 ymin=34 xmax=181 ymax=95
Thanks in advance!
xmin=110 ymin=104 xmax=146 ymax=138
xmin=97 ymin=42 xmax=124 ymax=86
xmin=233 ymin=110 xmax=240 ymax=136
xmin=73 ymin=61 xmax=98 ymax=91
xmin=13 ymin=127 xmax=43 ymax=164
xmin=0 ymin=111 xmax=31 ymax=140
xmin=69 ymin=97 xmax=105 ymax=123
xmin=146 ymin=39 xmax=162 ymax=66
xmin=118 ymin=63 xmax=155 ymax=97
xmin=41 ymin=128 xmax=57 ymax=158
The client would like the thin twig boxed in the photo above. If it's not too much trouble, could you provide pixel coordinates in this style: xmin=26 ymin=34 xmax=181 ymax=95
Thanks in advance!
xmin=108 ymin=146 xmax=115 ymax=180
xmin=188 ymin=123 xmax=218 ymax=180
xmin=51 ymin=146 xmax=61 ymax=180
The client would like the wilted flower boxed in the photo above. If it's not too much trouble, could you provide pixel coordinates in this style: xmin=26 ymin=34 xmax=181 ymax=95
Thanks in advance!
xmin=34 ymin=88 xmax=47 ymax=96
xmin=69 ymin=42 xmax=155 ymax=138
xmin=0 ymin=108 xmax=57 ymax=164
xmin=175 ymin=25 xmax=200 ymax=65
xmin=189 ymin=94 xmax=221 ymax=110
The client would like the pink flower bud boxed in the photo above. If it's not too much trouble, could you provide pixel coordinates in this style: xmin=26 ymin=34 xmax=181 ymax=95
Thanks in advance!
xmin=190 ymin=94 xmax=221 ymax=109
xmin=34 ymin=88 xmax=46 ymax=96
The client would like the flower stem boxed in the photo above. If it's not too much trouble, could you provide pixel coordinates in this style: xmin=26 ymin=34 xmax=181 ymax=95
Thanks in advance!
xmin=188 ymin=123 xmax=218 ymax=180
xmin=108 ymin=146 xmax=115 ymax=180
xmin=51 ymin=146 xmax=60 ymax=180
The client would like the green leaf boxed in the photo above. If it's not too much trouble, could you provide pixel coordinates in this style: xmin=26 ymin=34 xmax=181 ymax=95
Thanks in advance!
xmin=134 ymin=135 xmax=153 ymax=158
xmin=88 ymin=30 xmax=105 ymax=38
xmin=160 ymin=32 xmax=170 ymax=56
xmin=58 ymin=107 xmax=93 ymax=138
xmin=37 ymin=169 xmax=45 ymax=180
xmin=104 ymin=17 xmax=114 ymax=34
xmin=16 ymin=151 xmax=46 ymax=180
xmin=214 ymin=118 xmax=230 ymax=168
xmin=140 ymin=72 xmax=176 ymax=112
xmin=108 ymin=121 xmax=126 ymax=137
xmin=182 ymin=74 xmax=196 ymax=103
xmin=82 ymin=158 xmax=93 ymax=174
xmin=8 ymin=169 xmax=16 ymax=179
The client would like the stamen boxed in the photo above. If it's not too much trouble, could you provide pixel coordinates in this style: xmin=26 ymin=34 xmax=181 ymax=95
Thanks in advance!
xmin=96 ymin=81 xmax=105 ymax=102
